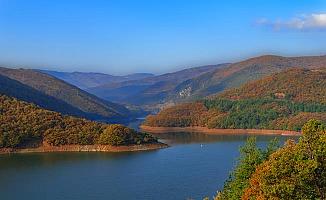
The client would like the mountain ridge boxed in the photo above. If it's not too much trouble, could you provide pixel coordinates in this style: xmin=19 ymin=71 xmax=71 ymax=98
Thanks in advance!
xmin=40 ymin=70 xmax=154 ymax=89
xmin=169 ymin=55 xmax=326 ymax=102
xmin=87 ymin=63 xmax=230 ymax=107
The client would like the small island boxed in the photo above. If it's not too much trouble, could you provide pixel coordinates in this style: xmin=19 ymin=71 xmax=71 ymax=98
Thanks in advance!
xmin=0 ymin=95 xmax=167 ymax=154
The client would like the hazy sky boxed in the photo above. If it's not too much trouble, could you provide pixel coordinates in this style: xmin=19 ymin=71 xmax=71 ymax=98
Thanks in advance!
xmin=0 ymin=0 xmax=326 ymax=75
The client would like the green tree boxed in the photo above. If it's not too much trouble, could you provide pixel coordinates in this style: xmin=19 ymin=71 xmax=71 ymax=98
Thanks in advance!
xmin=216 ymin=137 xmax=279 ymax=200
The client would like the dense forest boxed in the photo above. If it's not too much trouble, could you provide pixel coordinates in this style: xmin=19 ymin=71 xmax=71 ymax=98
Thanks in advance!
xmin=0 ymin=95 xmax=157 ymax=148
xmin=206 ymin=120 xmax=326 ymax=199
xmin=144 ymin=68 xmax=326 ymax=131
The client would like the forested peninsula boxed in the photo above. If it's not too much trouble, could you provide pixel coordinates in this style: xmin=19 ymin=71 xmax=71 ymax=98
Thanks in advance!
xmin=0 ymin=95 xmax=167 ymax=154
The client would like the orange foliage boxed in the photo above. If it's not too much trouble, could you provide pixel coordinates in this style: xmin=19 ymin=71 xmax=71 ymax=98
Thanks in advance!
xmin=219 ymin=68 xmax=326 ymax=104
xmin=144 ymin=102 xmax=217 ymax=127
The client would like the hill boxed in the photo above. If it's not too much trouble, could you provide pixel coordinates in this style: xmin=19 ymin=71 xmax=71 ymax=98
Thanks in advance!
xmin=144 ymin=68 xmax=326 ymax=131
xmin=0 ymin=67 xmax=131 ymax=121
xmin=40 ymin=70 xmax=154 ymax=89
xmin=0 ymin=94 xmax=158 ymax=150
xmin=0 ymin=74 xmax=89 ymax=117
xmin=169 ymin=55 xmax=326 ymax=102
xmin=218 ymin=68 xmax=326 ymax=104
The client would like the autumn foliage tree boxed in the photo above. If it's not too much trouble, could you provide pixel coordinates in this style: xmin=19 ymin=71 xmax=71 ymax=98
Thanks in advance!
xmin=145 ymin=99 xmax=326 ymax=131
xmin=210 ymin=120 xmax=326 ymax=200
xmin=214 ymin=137 xmax=279 ymax=200
xmin=242 ymin=119 xmax=326 ymax=199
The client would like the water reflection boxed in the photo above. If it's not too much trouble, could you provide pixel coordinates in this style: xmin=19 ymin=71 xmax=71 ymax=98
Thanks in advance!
xmin=0 ymin=151 xmax=157 ymax=171
xmin=153 ymin=132 xmax=298 ymax=145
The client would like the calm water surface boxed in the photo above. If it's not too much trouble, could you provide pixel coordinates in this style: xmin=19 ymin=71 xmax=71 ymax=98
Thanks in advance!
xmin=0 ymin=131 xmax=297 ymax=200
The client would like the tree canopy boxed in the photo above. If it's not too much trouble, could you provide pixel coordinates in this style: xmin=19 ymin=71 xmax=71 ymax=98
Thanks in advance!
xmin=242 ymin=120 xmax=326 ymax=199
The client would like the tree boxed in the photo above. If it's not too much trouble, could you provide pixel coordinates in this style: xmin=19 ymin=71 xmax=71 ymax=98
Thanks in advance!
xmin=215 ymin=137 xmax=279 ymax=200
xmin=242 ymin=119 xmax=326 ymax=199
xmin=99 ymin=124 xmax=134 ymax=146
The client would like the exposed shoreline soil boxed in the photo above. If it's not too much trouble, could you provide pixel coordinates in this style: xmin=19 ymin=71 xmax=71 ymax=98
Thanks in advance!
xmin=0 ymin=142 xmax=168 ymax=154
xmin=140 ymin=125 xmax=301 ymax=136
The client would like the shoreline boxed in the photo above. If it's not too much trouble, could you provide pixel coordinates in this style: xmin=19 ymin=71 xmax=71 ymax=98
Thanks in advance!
xmin=140 ymin=125 xmax=301 ymax=136
xmin=0 ymin=142 xmax=168 ymax=154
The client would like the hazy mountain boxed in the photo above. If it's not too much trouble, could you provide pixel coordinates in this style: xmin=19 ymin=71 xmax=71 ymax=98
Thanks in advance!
xmin=87 ymin=64 xmax=230 ymax=106
xmin=170 ymin=55 xmax=326 ymax=102
xmin=88 ymin=55 xmax=326 ymax=110
xmin=0 ymin=67 xmax=131 ymax=121
xmin=40 ymin=70 xmax=154 ymax=89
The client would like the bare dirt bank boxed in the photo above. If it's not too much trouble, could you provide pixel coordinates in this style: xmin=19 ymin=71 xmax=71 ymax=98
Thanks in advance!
xmin=140 ymin=125 xmax=301 ymax=136
xmin=0 ymin=142 xmax=168 ymax=154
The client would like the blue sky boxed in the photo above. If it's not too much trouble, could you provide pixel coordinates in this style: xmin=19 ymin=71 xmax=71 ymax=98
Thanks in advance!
xmin=0 ymin=0 xmax=325 ymax=74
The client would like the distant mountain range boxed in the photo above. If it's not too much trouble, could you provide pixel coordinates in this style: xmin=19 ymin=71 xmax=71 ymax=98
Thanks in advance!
xmin=0 ymin=67 xmax=132 ymax=122
xmin=40 ymin=70 xmax=154 ymax=89
xmin=2 ymin=54 xmax=326 ymax=116
xmin=37 ymin=55 xmax=326 ymax=111
xmin=86 ymin=64 xmax=229 ymax=108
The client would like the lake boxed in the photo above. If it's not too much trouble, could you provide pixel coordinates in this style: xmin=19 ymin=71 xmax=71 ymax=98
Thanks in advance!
xmin=0 ymin=132 xmax=297 ymax=200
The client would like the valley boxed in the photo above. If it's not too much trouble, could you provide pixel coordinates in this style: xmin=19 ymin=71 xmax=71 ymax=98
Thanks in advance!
xmin=0 ymin=54 xmax=325 ymax=200
xmin=2 ymin=1 xmax=326 ymax=199
xmin=1 ymin=55 xmax=325 ymax=154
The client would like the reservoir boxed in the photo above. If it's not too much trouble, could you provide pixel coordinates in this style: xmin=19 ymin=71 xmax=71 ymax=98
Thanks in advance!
xmin=0 ymin=132 xmax=296 ymax=200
